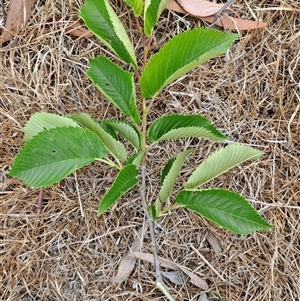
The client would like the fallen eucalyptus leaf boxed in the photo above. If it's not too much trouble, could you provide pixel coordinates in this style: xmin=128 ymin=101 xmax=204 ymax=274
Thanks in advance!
xmin=166 ymin=0 xmax=267 ymax=30
xmin=176 ymin=0 xmax=225 ymax=17
xmin=131 ymin=252 xmax=208 ymax=290
xmin=161 ymin=270 xmax=185 ymax=285
xmin=112 ymin=228 xmax=145 ymax=283
xmin=206 ymin=232 xmax=221 ymax=256
xmin=0 ymin=0 xmax=38 ymax=45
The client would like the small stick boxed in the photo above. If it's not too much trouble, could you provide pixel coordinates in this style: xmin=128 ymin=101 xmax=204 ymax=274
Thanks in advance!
xmin=74 ymin=172 xmax=85 ymax=218
xmin=36 ymin=188 xmax=44 ymax=215
xmin=141 ymin=166 xmax=174 ymax=300
xmin=211 ymin=0 xmax=234 ymax=27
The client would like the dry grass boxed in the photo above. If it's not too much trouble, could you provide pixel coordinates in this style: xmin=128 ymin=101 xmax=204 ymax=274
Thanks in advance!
xmin=1 ymin=0 xmax=299 ymax=300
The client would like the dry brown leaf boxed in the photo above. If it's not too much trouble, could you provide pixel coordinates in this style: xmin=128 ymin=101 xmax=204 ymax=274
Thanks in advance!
xmin=65 ymin=20 xmax=93 ymax=38
xmin=167 ymin=0 xmax=267 ymax=30
xmin=176 ymin=0 xmax=225 ymax=17
xmin=114 ymin=250 xmax=208 ymax=289
xmin=161 ymin=270 xmax=185 ymax=285
xmin=0 ymin=0 xmax=38 ymax=45
xmin=131 ymin=252 xmax=209 ymax=290
xmin=112 ymin=227 xmax=145 ymax=283
xmin=198 ymin=293 xmax=209 ymax=301
xmin=201 ymin=15 xmax=268 ymax=30
xmin=206 ymin=232 xmax=221 ymax=255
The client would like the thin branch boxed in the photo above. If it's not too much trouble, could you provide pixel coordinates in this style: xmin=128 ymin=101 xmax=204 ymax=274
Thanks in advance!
xmin=141 ymin=167 xmax=163 ymax=282
xmin=141 ymin=166 xmax=175 ymax=300
xmin=211 ymin=0 xmax=234 ymax=27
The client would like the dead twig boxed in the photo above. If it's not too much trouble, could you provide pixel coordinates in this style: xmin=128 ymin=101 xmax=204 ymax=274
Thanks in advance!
xmin=211 ymin=0 xmax=235 ymax=27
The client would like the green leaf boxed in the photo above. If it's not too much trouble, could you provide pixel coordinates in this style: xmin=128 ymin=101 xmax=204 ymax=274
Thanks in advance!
xmin=103 ymin=119 xmax=141 ymax=150
xmin=176 ymin=189 xmax=272 ymax=235
xmin=161 ymin=157 xmax=176 ymax=185
xmin=23 ymin=112 xmax=79 ymax=142
xmin=9 ymin=127 xmax=108 ymax=188
xmin=126 ymin=151 xmax=145 ymax=166
xmin=140 ymin=28 xmax=239 ymax=98
xmin=150 ymin=198 xmax=162 ymax=221
xmin=144 ymin=0 xmax=169 ymax=36
xmin=123 ymin=0 xmax=143 ymax=17
xmin=148 ymin=114 xmax=226 ymax=143
xmin=185 ymin=144 xmax=264 ymax=189
xmin=68 ymin=113 xmax=127 ymax=162
xmin=87 ymin=56 xmax=140 ymax=123
xmin=97 ymin=164 xmax=138 ymax=215
xmin=99 ymin=122 xmax=118 ymax=141
xmin=160 ymin=149 xmax=195 ymax=202
xmin=79 ymin=0 xmax=137 ymax=69
xmin=150 ymin=204 xmax=157 ymax=220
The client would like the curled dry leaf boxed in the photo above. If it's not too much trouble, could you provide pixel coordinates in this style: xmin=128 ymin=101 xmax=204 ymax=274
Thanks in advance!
xmin=206 ymin=231 xmax=221 ymax=255
xmin=0 ymin=0 xmax=38 ymax=45
xmin=161 ymin=270 xmax=185 ymax=285
xmin=176 ymin=0 xmax=226 ymax=17
xmin=112 ymin=227 xmax=145 ymax=284
xmin=166 ymin=0 xmax=267 ymax=30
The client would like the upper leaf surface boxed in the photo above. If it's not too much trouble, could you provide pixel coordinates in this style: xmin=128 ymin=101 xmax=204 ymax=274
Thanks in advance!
xmin=140 ymin=28 xmax=239 ymax=98
xmin=144 ymin=0 xmax=169 ymax=36
xmin=176 ymin=189 xmax=272 ymax=235
xmin=97 ymin=164 xmax=138 ymax=215
xmin=87 ymin=56 xmax=140 ymax=123
xmin=123 ymin=0 xmax=143 ymax=16
xmin=79 ymin=0 xmax=137 ymax=69
xmin=103 ymin=119 xmax=141 ymax=150
xmin=185 ymin=144 xmax=264 ymax=189
xmin=68 ymin=113 xmax=127 ymax=162
xmin=23 ymin=112 xmax=79 ymax=142
xmin=148 ymin=114 xmax=226 ymax=143
xmin=9 ymin=127 xmax=108 ymax=188
xmin=159 ymin=149 xmax=195 ymax=202
xmin=99 ymin=122 xmax=118 ymax=140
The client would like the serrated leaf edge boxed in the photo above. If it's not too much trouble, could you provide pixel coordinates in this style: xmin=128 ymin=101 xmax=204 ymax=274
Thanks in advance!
xmin=185 ymin=144 xmax=264 ymax=189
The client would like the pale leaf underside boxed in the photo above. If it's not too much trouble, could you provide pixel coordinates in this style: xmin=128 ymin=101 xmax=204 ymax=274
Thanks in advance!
xmin=186 ymin=144 xmax=264 ymax=189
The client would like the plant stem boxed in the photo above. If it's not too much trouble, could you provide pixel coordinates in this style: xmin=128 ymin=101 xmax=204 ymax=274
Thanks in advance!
xmin=147 ymin=97 xmax=156 ymax=113
xmin=135 ymin=16 xmax=143 ymax=35
xmin=95 ymin=158 xmax=121 ymax=170
xmin=156 ymin=282 xmax=176 ymax=301
xmin=160 ymin=204 xmax=180 ymax=215
xmin=141 ymin=166 xmax=175 ymax=300
xmin=141 ymin=98 xmax=147 ymax=165
xmin=144 ymin=36 xmax=153 ymax=67
xmin=139 ymin=27 xmax=174 ymax=301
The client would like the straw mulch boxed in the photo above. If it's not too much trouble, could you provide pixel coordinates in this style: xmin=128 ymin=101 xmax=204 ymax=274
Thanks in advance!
xmin=1 ymin=0 xmax=299 ymax=300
